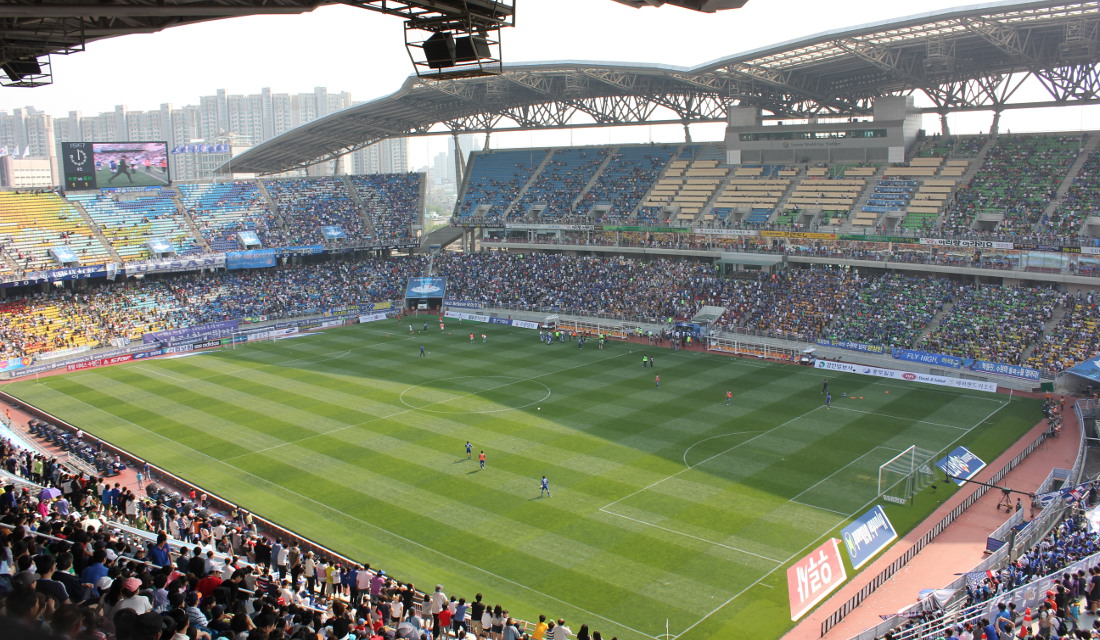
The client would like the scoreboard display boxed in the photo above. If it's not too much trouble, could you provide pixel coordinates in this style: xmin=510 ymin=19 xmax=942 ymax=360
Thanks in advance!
xmin=61 ymin=141 xmax=170 ymax=190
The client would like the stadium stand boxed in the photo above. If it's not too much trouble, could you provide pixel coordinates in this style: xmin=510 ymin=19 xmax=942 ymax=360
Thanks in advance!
xmin=0 ymin=191 xmax=112 ymax=272
xmin=177 ymin=182 xmax=286 ymax=251
xmin=455 ymin=148 xmax=551 ymax=222
xmin=264 ymin=178 xmax=368 ymax=245
xmin=510 ymin=147 xmax=609 ymax=220
xmin=68 ymin=189 xmax=200 ymax=261
xmin=577 ymin=144 xmax=677 ymax=222
xmin=346 ymin=173 xmax=422 ymax=245
xmin=821 ymin=273 xmax=953 ymax=348
xmin=1027 ymin=293 xmax=1100 ymax=375
xmin=940 ymin=135 xmax=1082 ymax=235
xmin=918 ymin=285 xmax=1067 ymax=365
xmin=1046 ymin=149 xmax=1100 ymax=237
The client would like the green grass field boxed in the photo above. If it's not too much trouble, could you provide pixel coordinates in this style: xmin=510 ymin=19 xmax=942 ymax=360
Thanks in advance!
xmin=95 ymin=167 xmax=170 ymax=188
xmin=3 ymin=320 xmax=1041 ymax=640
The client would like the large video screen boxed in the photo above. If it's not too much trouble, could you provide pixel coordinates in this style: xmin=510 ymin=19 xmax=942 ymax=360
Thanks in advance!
xmin=61 ymin=141 xmax=170 ymax=190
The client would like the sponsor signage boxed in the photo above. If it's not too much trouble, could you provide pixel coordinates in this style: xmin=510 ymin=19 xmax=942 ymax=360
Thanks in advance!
xmin=788 ymin=538 xmax=847 ymax=621
xmin=918 ymin=238 xmax=1014 ymax=250
xmin=817 ymin=338 xmax=886 ymax=354
xmin=132 ymin=348 xmax=165 ymax=360
xmin=813 ymin=359 xmax=998 ymax=393
xmin=841 ymin=506 xmax=897 ymax=570
xmin=0 ymin=356 xmax=32 ymax=373
xmin=144 ymin=320 xmax=239 ymax=344
xmin=936 ymin=446 xmax=986 ymax=486
xmin=690 ymin=228 xmax=759 ymax=236
xmin=357 ymin=313 xmax=389 ymax=323
xmin=67 ymin=354 xmax=133 ymax=372
xmin=443 ymin=299 xmax=484 ymax=310
xmin=226 ymin=249 xmax=277 ymax=270
xmin=892 ymin=348 xmax=965 ymax=369
xmin=503 ymin=223 xmax=594 ymax=231
xmin=969 ymin=359 xmax=1041 ymax=381
xmin=511 ymin=320 xmax=540 ymax=330
xmin=124 ymin=254 xmax=225 ymax=275
xmin=490 ymin=317 xmax=511 ymax=325
xmin=760 ymin=230 xmax=837 ymax=240
xmin=444 ymin=311 xmax=490 ymax=323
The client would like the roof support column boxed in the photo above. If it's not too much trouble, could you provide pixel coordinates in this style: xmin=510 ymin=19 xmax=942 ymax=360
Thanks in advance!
xmin=452 ymin=133 xmax=466 ymax=188
xmin=683 ymin=122 xmax=692 ymax=143
xmin=990 ymin=109 xmax=1002 ymax=136
xmin=939 ymin=112 xmax=951 ymax=137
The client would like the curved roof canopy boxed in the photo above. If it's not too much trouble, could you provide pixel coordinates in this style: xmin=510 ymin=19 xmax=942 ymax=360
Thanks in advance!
xmin=230 ymin=0 xmax=1100 ymax=174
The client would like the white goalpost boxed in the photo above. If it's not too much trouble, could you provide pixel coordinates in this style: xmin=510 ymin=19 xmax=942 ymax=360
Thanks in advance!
xmin=878 ymin=445 xmax=937 ymax=505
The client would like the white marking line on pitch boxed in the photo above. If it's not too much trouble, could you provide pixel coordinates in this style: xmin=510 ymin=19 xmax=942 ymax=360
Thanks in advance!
xmin=787 ymin=445 xmax=905 ymax=506
xmin=830 ymin=405 xmax=972 ymax=430
xmin=42 ymin=387 xmax=660 ymax=640
xmin=667 ymin=399 xmax=1012 ymax=640
xmin=220 ymin=349 xmax=627 ymax=461
xmin=136 ymin=366 xmax=191 ymax=384
xmin=598 ymin=407 xmax=822 ymax=564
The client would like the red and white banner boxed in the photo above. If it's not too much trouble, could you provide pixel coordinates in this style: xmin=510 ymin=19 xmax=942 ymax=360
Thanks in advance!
xmin=66 ymin=354 xmax=133 ymax=372
xmin=788 ymin=538 xmax=847 ymax=621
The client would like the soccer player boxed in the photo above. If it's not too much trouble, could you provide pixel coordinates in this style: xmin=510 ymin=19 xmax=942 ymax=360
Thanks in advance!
xmin=408 ymin=323 xmax=414 ymax=335
xmin=465 ymin=441 xmax=472 ymax=459
xmin=655 ymin=374 xmax=660 ymax=389
xmin=481 ymin=334 xmax=487 ymax=343
xmin=725 ymin=390 xmax=732 ymax=406
xmin=822 ymin=378 xmax=829 ymax=394
xmin=419 ymin=345 xmax=426 ymax=358
xmin=108 ymin=155 xmax=134 ymax=184
xmin=478 ymin=451 xmax=486 ymax=470
xmin=825 ymin=393 xmax=832 ymax=409
xmin=540 ymin=476 xmax=551 ymax=498
xmin=440 ymin=322 xmax=445 ymax=332
xmin=470 ymin=333 xmax=475 ymax=343
xmin=642 ymin=355 xmax=649 ymax=367
xmin=423 ymin=321 xmax=428 ymax=333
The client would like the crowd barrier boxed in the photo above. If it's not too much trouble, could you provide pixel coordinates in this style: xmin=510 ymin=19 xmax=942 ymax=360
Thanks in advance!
xmin=827 ymin=400 xmax=1088 ymax=640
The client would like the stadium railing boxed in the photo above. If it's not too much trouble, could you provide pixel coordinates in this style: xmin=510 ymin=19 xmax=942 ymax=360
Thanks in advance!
xmin=830 ymin=400 xmax=1087 ymax=639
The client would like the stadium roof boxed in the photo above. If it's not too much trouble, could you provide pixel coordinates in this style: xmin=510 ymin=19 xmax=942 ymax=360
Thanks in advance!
xmin=227 ymin=0 xmax=1100 ymax=174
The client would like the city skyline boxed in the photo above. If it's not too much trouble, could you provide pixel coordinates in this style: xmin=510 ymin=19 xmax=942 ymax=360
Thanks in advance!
xmin=3 ymin=0 xmax=1100 ymax=175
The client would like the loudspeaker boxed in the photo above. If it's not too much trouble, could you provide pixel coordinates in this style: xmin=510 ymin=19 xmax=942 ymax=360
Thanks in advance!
xmin=455 ymin=36 xmax=491 ymax=63
xmin=423 ymin=33 xmax=456 ymax=69
xmin=2 ymin=57 xmax=41 ymax=82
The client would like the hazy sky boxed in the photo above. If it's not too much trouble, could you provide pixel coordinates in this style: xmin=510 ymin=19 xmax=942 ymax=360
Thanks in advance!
xmin=2 ymin=0 xmax=1097 ymax=169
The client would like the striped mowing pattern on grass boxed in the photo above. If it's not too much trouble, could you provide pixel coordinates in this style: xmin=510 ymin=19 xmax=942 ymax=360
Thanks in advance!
xmin=5 ymin=320 xmax=1039 ymax=640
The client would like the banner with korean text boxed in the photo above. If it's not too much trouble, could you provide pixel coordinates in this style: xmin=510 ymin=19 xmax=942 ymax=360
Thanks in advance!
xmin=788 ymin=538 xmax=847 ymax=621
xmin=841 ymin=506 xmax=897 ymax=570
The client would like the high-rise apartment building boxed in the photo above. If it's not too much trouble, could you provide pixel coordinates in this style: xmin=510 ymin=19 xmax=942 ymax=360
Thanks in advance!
xmin=0 ymin=86 xmax=371 ymax=184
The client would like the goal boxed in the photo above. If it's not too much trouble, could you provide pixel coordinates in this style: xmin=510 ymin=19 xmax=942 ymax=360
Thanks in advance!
xmin=878 ymin=445 xmax=937 ymax=505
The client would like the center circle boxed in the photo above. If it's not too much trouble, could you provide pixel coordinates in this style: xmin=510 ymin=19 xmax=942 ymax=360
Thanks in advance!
xmin=399 ymin=375 xmax=551 ymax=414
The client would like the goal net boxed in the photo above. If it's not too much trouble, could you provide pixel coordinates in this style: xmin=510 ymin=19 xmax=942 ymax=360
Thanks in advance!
xmin=878 ymin=445 xmax=937 ymax=505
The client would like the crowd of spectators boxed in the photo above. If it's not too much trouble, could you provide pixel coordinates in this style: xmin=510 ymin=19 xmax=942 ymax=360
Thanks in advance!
xmin=1046 ymin=151 xmax=1100 ymax=237
xmin=347 ymin=175 xmax=421 ymax=246
xmin=0 ymin=251 xmax=1098 ymax=373
xmin=456 ymin=150 xmax=550 ymax=223
xmin=265 ymin=179 xmax=368 ymax=246
xmin=0 ymin=429 xmax=561 ymax=640
xmin=877 ymin=506 xmax=1100 ymax=640
xmin=178 ymin=183 xmax=287 ymax=251
xmin=576 ymin=146 xmax=676 ymax=222
xmin=1028 ymin=292 xmax=1100 ymax=375
xmin=919 ymin=285 xmax=1068 ymax=365
xmin=821 ymin=274 xmax=953 ymax=348
xmin=510 ymin=148 xmax=609 ymax=220
xmin=0 ymin=259 xmax=424 ymax=358
xmin=938 ymin=136 xmax=1082 ymax=236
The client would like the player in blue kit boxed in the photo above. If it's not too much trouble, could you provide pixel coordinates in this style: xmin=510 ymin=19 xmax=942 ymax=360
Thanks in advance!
xmin=540 ymin=476 xmax=551 ymax=498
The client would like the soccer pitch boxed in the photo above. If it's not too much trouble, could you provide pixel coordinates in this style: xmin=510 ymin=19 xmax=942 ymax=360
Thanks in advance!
xmin=94 ymin=167 xmax=170 ymax=188
xmin=4 ymin=321 xmax=1041 ymax=640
